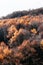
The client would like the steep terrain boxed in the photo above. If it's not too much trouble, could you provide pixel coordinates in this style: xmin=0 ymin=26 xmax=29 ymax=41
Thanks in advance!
xmin=0 ymin=8 xmax=43 ymax=65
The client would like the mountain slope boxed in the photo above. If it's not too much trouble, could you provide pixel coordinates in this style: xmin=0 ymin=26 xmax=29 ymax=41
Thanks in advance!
xmin=0 ymin=8 xmax=43 ymax=65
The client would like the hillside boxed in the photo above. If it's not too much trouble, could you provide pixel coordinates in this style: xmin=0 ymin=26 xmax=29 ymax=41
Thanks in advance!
xmin=0 ymin=8 xmax=43 ymax=65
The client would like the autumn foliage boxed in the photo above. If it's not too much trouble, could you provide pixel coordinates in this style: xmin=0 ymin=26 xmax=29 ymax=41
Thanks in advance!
xmin=0 ymin=8 xmax=43 ymax=65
